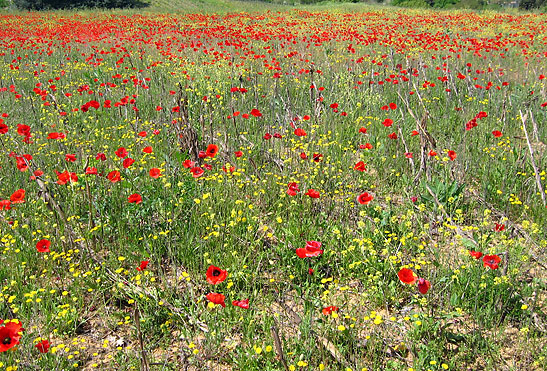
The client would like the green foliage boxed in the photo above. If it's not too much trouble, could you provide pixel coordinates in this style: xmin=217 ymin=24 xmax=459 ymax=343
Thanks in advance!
xmin=392 ymin=0 xmax=429 ymax=7
xmin=12 ymin=0 xmax=149 ymax=10
xmin=0 ymin=0 xmax=8 ymax=7
xmin=520 ymin=0 xmax=546 ymax=9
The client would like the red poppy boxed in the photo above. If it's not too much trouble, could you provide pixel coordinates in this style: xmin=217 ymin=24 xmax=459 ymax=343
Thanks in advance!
xmin=357 ymin=192 xmax=373 ymax=205
xmin=312 ymin=153 xmax=323 ymax=162
xmin=198 ymin=151 xmax=207 ymax=159
xmin=115 ymin=147 xmax=128 ymax=158
xmin=322 ymin=306 xmax=339 ymax=315
xmin=492 ymin=130 xmax=503 ymax=138
xmin=359 ymin=127 xmax=367 ymax=134
xmin=96 ymin=152 xmax=106 ymax=161
xmin=182 ymin=159 xmax=194 ymax=168
xmin=382 ymin=118 xmax=393 ymax=127
xmin=287 ymin=182 xmax=300 ymax=196
xmin=122 ymin=158 xmax=135 ymax=168
xmin=0 ymin=123 xmax=8 ymax=134
xmin=250 ymin=109 xmax=262 ymax=117
xmin=36 ymin=239 xmax=51 ymax=253
xmin=149 ymin=168 xmax=161 ymax=179
xmin=0 ymin=320 xmax=24 ymax=352
xmin=296 ymin=241 xmax=323 ymax=258
xmin=206 ymin=144 xmax=219 ymax=158
xmin=136 ymin=261 xmax=149 ymax=271
xmin=354 ymin=161 xmax=366 ymax=172
xmin=494 ymin=223 xmax=505 ymax=232
xmin=300 ymin=152 xmax=307 ymax=159
xmin=405 ymin=152 xmax=413 ymax=158
xmin=0 ymin=200 xmax=11 ymax=210
xmin=47 ymin=133 xmax=60 ymax=139
xmin=35 ymin=339 xmax=50 ymax=353
xmin=389 ymin=103 xmax=397 ymax=110
xmin=429 ymin=150 xmax=437 ymax=156
xmin=417 ymin=278 xmax=431 ymax=294
xmin=388 ymin=132 xmax=398 ymax=140
xmin=294 ymin=128 xmax=307 ymax=137
xmin=483 ymin=255 xmax=501 ymax=270
xmin=17 ymin=124 xmax=31 ymax=137
xmin=138 ymin=131 xmax=147 ymax=137
xmin=143 ymin=146 xmax=153 ymax=154
xmin=128 ymin=193 xmax=142 ymax=204
xmin=190 ymin=167 xmax=204 ymax=178
xmin=86 ymin=167 xmax=98 ymax=175
xmin=305 ymin=189 xmax=320 ymax=199
xmin=232 ymin=299 xmax=249 ymax=309
xmin=65 ymin=154 xmax=76 ymax=162
xmin=234 ymin=151 xmax=243 ymax=158
xmin=206 ymin=293 xmax=226 ymax=307
xmin=206 ymin=265 xmax=227 ymax=285
xmin=10 ymin=189 xmax=25 ymax=204
xmin=469 ymin=251 xmax=483 ymax=259
xmin=107 ymin=171 xmax=121 ymax=183
xmin=411 ymin=130 xmax=420 ymax=136
xmin=448 ymin=150 xmax=457 ymax=161
xmin=398 ymin=268 xmax=417 ymax=284
xmin=263 ymin=133 xmax=272 ymax=140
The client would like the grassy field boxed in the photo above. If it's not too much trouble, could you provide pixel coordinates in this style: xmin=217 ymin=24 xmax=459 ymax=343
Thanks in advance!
xmin=0 ymin=3 xmax=546 ymax=371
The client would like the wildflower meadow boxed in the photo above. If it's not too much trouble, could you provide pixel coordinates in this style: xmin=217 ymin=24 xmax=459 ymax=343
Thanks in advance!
xmin=0 ymin=3 xmax=546 ymax=370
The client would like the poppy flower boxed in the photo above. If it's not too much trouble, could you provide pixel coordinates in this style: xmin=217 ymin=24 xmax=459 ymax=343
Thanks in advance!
xmin=294 ymin=128 xmax=307 ymax=137
xmin=263 ymin=133 xmax=272 ymax=140
xmin=96 ymin=152 xmax=106 ymax=161
xmin=35 ymin=339 xmax=50 ymax=353
xmin=0 ymin=320 xmax=24 ymax=352
xmin=107 ymin=171 xmax=121 ymax=183
xmin=250 ymin=109 xmax=262 ymax=117
xmin=305 ymin=189 xmax=320 ymax=199
xmin=206 ymin=293 xmax=226 ymax=307
xmin=312 ymin=153 xmax=323 ymax=162
xmin=138 ymin=131 xmax=147 ymax=137
xmin=389 ymin=103 xmax=397 ymax=110
xmin=128 ymin=193 xmax=142 ymax=204
xmin=322 ymin=306 xmax=339 ymax=315
xmin=17 ymin=124 xmax=31 ymax=137
xmin=143 ymin=146 xmax=153 ymax=154
xmin=359 ymin=127 xmax=367 ymax=134
xmin=494 ymin=223 xmax=505 ymax=232
xmin=429 ymin=150 xmax=437 ymax=157
xmin=0 ymin=200 xmax=11 ymax=210
xmin=149 ymin=168 xmax=161 ymax=179
xmin=354 ymin=161 xmax=366 ymax=172
xmin=273 ymin=133 xmax=282 ymax=139
xmin=302 ymin=115 xmax=311 ymax=121
xmin=206 ymin=265 xmax=227 ymax=285
xmin=86 ymin=167 xmax=98 ymax=175
xmin=206 ymin=144 xmax=219 ymax=158
xmin=10 ymin=189 xmax=25 ymax=204
xmin=190 ymin=167 xmax=204 ymax=178
xmin=382 ymin=118 xmax=393 ymax=127
xmin=300 ymin=152 xmax=307 ymax=159
xmin=136 ymin=261 xmax=149 ymax=271
xmin=36 ymin=239 xmax=51 ymax=253
xmin=65 ymin=154 xmax=76 ymax=162
xmin=492 ymin=130 xmax=502 ymax=138
xmin=0 ymin=123 xmax=8 ymax=134
xmin=203 ymin=164 xmax=212 ymax=170
xmin=115 ymin=147 xmax=128 ymax=158
xmin=232 ymin=299 xmax=249 ymax=309
xmin=411 ymin=130 xmax=419 ymax=136
xmin=287 ymin=182 xmax=300 ymax=196
xmin=417 ymin=278 xmax=431 ymax=294
xmin=398 ymin=268 xmax=417 ymax=284
xmin=122 ymin=158 xmax=135 ymax=168
xmin=357 ymin=192 xmax=373 ymax=205
xmin=388 ymin=132 xmax=398 ymax=140
xmin=234 ymin=151 xmax=243 ymax=158
xmin=296 ymin=241 xmax=323 ymax=258
xmin=448 ymin=150 xmax=457 ymax=161
xmin=198 ymin=151 xmax=207 ymax=159
xmin=483 ymin=255 xmax=501 ymax=270
xmin=405 ymin=152 xmax=413 ymax=158
xmin=469 ymin=250 xmax=483 ymax=259
xmin=182 ymin=159 xmax=194 ymax=168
